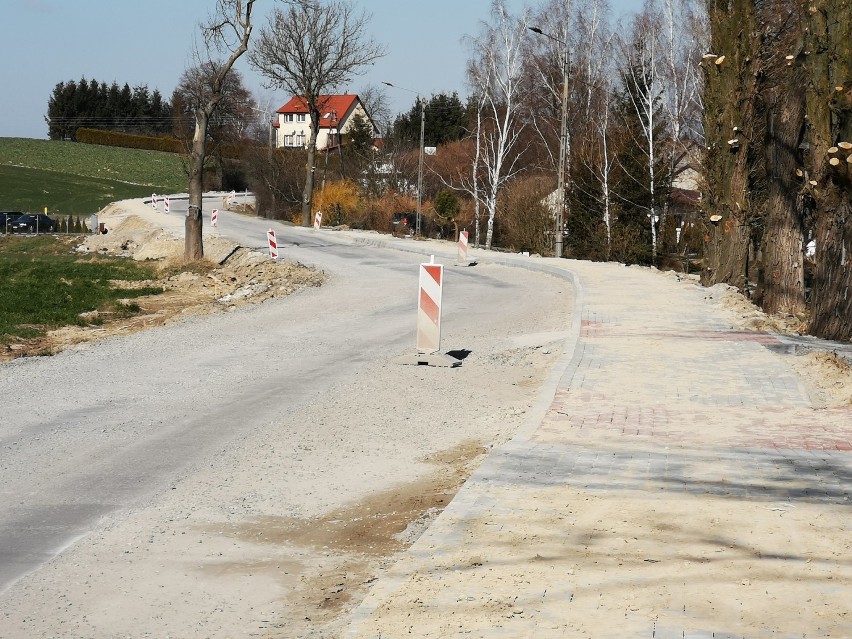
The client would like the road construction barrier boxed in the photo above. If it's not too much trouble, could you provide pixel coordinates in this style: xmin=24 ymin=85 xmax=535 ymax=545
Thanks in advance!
xmin=417 ymin=257 xmax=444 ymax=354
xmin=267 ymin=228 xmax=279 ymax=260
xmin=151 ymin=194 xmax=158 ymax=209
xmin=314 ymin=210 xmax=322 ymax=230
xmin=164 ymin=196 xmax=170 ymax=213
xmin=458 ymin=230 xmax=469 ymax=264
xmin=211 ymin=209 xmax=218 ymax=227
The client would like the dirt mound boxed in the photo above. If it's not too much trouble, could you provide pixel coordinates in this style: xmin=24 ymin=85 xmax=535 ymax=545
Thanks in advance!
xmin=790 ymin=350 xmax=852 ymax=408
xmin=2 ymin=206 xmax=323 ymax=362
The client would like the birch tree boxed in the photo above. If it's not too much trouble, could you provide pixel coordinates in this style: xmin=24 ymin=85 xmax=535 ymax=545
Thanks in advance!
xmin=250 ymin=0 xmax=386 ymax=227
xmin=184 ymin=0 xmax=255 ymax=261
xmin=466 ymin=0 xmax=529 ymax=251
xmin=526 ymin=0 xmax=574 ymax=183
xmin=577 ymin=74 xmax=616 ymax=258
xmin=616 ymin=8 xmax=667 ymax=262
xmin=658 ymin=0 xmax=705 ymax=251
xmin=570 ymin=0 xmax=616 ymax=258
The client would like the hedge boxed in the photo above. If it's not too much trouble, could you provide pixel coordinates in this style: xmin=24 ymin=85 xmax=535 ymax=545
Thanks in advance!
xmin=75 ymin=128 xmax=249 ymax=159
xmin=75 ymin=128 xmax=184 ymax=153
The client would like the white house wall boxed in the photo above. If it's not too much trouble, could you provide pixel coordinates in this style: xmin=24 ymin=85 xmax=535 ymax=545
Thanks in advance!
xmin=275 ymin=102 xmax=373 ymax=150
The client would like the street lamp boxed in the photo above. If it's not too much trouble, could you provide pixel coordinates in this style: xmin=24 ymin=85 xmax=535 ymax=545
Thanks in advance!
xmin=383 ymin=81 xmax=425 ymax=237
xmin=529 ymin=26 xmax=569 ymax=258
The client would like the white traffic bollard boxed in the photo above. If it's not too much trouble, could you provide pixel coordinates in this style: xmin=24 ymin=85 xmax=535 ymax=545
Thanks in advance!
xmin=267 ymin=229 xmax=279 ymax=260
xmin=457 ymin=230 xmax=469 ymax=264
xmin=395 ymin=256 xmax=461 ymax=367
xmin=417 ymin=256 xmax=443 ymax=354
xmin=211 ymin=209 xmax=218 ymax=227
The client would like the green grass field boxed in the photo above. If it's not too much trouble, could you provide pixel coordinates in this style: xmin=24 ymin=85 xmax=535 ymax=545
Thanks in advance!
xmin=0 ymin=137 xmax=187 ymax=214
xmin=0 ymin=236 xmax=163 ymax=344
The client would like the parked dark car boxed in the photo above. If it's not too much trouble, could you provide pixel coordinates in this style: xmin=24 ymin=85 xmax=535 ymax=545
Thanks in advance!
xmin=1 ymin=211 xmax=23 ymax=232
xmin=9 ymin=213 xmax=57 ymax=233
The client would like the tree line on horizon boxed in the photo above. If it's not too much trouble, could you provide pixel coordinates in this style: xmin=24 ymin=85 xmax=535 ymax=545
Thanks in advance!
xmin=45 ymin=78 xmax=173 ymax=141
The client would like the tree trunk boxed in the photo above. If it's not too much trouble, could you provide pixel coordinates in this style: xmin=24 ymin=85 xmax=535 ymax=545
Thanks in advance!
xmin=756 ymin=43 xmax=806 ymax=315
xmin=185 ymin=110 xmax=208 ymax=261
xmin=700 ymin=0 xmax=760 ymax=290
xmin=803 ymin=0 xmax=852 ymax=340
xmin=301 ymin=111 xmax=320 ymax=227
xmin=485 ymin=215 xmax=495 ymax=251
xmin=706 ymin=215 xmax=751 ymax=287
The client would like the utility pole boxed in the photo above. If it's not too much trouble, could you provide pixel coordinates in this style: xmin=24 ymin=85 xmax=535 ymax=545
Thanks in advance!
xmin=417 ymin=97 xmax=425 ymax=237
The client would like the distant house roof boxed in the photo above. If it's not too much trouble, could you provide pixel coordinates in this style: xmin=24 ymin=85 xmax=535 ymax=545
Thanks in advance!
xmin=276 ymin=94 xmax=361 ymax=130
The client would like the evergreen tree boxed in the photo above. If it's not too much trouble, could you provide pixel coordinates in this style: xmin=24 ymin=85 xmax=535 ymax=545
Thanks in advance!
xmin=45 ymin=76 xmax=174 ymax=140
xmin=46 ymin=81 xmax=69 ymax=140
xmin=341 ymin=111 xmax=377 ymax=182
xmin=392 ymin=92 xmax=468 ymax=147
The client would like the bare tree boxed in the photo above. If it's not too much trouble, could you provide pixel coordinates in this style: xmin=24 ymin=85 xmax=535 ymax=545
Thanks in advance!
xmin=357 ymin=83 xmax=392 ymax=138
xmin=577 ymin=73 xmax=616 ymax=257
xmin=250 ymin=0 xmax=386 ymax=227
xmin=658 ymin=0 xmax=705 ymax=252
xmin=184 ymin=0 xmax=255 ymax=261
xmin=526 ymin=0 xmax=574 ymax=178
xmin=466 ymin=0 xmax=530 ymax=250
xmin=616 ymin=5 xmax=666 ymax=262
xmin=527 ymin=0 xmax=617 ymax=258
xmin=174 ymin=63 xmax=256 ymax=181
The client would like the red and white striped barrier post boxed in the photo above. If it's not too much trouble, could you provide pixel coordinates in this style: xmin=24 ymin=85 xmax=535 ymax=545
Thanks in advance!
xmin=396 ymin=256 xmax=460 ymax=367
xmin=267 ymin=228 xmax=279 ymax=260
xmin=313 ymin=210 xmax=322 ymax=230
xmin=151 ymin=194 xmax=158 ymax=209
xmin=164 ymin=196 xmax=170 ymax=213
xmin=457 ymin=230 xmax=469 ymax=264
xmin=211 ymin=209 xmax=218 ymax=227
xmin=417 ymin=257 xmax=444 ymax=354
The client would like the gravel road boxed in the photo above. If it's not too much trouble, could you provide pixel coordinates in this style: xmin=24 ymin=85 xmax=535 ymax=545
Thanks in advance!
xmin=0 ymin=201 xmax=574 ymax=637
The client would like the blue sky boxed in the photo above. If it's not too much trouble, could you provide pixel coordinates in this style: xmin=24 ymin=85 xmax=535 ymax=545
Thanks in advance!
xmin=1 ymin=0 xmax=634 ymax=139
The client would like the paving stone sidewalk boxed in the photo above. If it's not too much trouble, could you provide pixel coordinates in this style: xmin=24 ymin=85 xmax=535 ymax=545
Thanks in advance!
xmin=345 ymin=259 xmax=852 ymax=639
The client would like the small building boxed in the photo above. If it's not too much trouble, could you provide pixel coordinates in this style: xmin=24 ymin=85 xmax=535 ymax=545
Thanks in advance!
xmin=273 ymin=93 xmax=375 ymax=151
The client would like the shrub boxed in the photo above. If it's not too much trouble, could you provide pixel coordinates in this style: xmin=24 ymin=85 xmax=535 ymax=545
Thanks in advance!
xmin=76 ymin=128 xmax=183 ymax=153
xmin=314 ymin=179 xmax=361 ymax=226
xmin=355 ymin=191 xmax=416 ymax=232
xmin=493 ymin=177 xmax=554 ymax=255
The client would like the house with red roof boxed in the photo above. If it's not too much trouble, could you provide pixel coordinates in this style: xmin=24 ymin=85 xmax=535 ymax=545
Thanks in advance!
xmin=273 ymin=93 xmax=376 ymax=151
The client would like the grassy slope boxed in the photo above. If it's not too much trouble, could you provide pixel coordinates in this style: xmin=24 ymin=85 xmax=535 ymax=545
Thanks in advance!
xmin=0 ymin=236 xmax=162 ymax=343
xmin=0 ymin=138 xmax=187 ymax=214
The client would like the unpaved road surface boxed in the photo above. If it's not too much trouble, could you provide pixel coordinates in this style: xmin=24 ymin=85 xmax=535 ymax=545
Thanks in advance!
xmin=0 ymin=200 xmax=574 ymax=637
